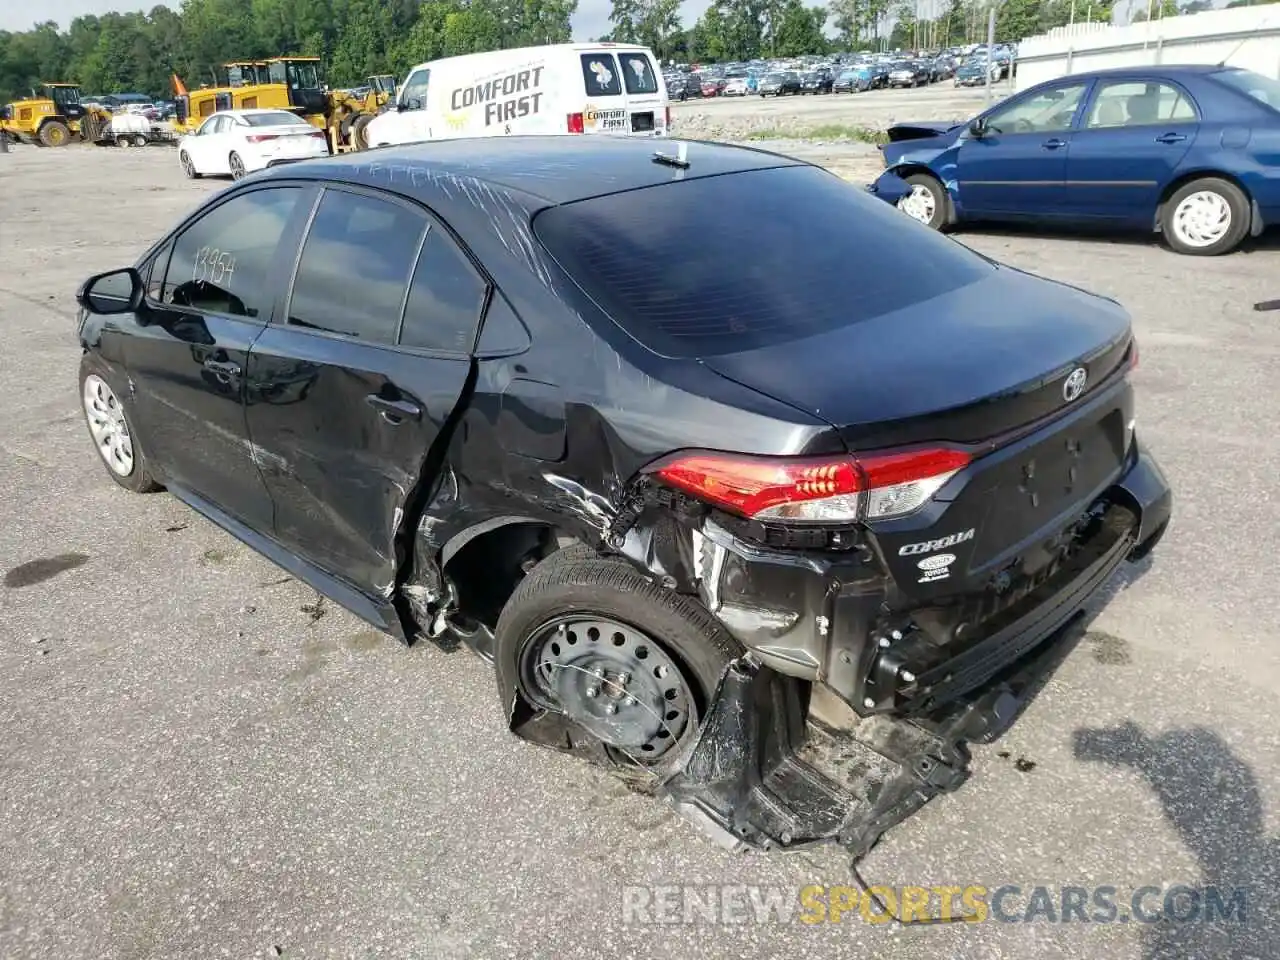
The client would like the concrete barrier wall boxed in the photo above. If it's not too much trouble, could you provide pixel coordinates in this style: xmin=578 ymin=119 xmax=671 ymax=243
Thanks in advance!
xmin=1015 ymin=7 xmax=1280 ymax=91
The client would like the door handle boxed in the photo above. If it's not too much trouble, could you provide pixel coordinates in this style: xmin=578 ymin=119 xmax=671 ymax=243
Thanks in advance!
xmin=1155 ymin=132 xmax=1187 ymax=144
xmin=366 ymin=393 xmax=422 ymax=424
xmin=1042 ymin=138 xmax=1067 ymax=150
xmin=203 ymin=358 xmax=241 ymax=378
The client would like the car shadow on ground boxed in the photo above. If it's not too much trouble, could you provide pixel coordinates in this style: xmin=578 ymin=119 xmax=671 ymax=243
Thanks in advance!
xmin=1074 ymin=721 xmax=1279 ymax=959
xmin=953 ymin=221 xmax=1280 ymax=255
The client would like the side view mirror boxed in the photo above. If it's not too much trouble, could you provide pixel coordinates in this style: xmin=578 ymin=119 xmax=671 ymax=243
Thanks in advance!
xmin=76 ymin=267 xmax=144 ymax=316
xmin=969 ymin=117 xmax=988 ymax=138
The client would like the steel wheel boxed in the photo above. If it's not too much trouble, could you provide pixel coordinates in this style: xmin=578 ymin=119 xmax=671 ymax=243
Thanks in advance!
xmin=82 ymin=374 xmax=134 ymax=477
xmin=1171 ymin=190 xmax=1232 ymax=249
xmin=229 ymin=152 xmax=246 ymax=180
xmin=519 ymin=616 xmax=697 ymax=765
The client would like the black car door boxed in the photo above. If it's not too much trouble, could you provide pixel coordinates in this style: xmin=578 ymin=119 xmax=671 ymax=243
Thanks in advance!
xmin=244 ymin=183 xmax=487 ymax=594
xmin=123 ymin=184 xmax=314 ymax=531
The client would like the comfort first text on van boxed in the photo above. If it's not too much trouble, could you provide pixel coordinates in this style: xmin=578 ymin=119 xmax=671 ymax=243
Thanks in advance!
xmin=450 ymin=66 xmax=546 ymax=127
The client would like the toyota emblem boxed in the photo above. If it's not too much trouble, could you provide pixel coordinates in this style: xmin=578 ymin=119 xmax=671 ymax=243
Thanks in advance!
xmin=1063 ymin=367 xmax=1088 ymax=402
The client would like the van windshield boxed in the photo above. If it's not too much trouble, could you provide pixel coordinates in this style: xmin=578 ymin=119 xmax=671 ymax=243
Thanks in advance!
xmin=618 ymin=53 xmax=659 ymax=95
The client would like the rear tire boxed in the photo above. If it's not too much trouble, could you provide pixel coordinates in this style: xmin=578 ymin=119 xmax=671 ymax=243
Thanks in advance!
xmin=229 ymin=151 xmax=246 ymax=180
xmin=40 ymin=120 xmax=71 ymax=147
xmin=1160 ymin=176 xmax=1250 ymax=256
xmin=133 ymin=134 xmax=148 ymax=147
xmin=494 ymin=544 xmax=741 ymax=788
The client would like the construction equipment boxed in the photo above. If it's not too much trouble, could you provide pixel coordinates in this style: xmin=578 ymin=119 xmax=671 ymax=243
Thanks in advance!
xmin=171 ymin=58 xmax=394 ymax=152
xmin=0 ymin=83 xmax=112 ymax=147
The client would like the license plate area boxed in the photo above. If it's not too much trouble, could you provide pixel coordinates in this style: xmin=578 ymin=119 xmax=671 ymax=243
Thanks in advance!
xmin=971 ymin=409 xmax=1127 ymax=565
xmin=631 ymin=112 xmax=654 ymax=132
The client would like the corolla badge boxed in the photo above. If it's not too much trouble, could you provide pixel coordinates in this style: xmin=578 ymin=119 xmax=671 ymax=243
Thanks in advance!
xmin=1063 ymin=366 xmax=1088 ymax=403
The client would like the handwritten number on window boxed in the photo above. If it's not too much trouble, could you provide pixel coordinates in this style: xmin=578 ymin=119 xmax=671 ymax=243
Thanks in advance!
xmin=192 ymin=245 xmax=237 ymax=286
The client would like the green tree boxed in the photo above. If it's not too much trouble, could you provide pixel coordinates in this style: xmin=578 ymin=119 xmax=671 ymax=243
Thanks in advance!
xmin=772 ymin=0 xmax=828 ymax=56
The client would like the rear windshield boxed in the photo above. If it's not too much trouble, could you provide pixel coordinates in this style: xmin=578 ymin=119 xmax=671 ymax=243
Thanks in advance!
xmin=1212 ymin=68 xmax=1280 ymax=111
xmin=243 ymin=111 xmax=308 ymax=126
xmin=581 ymin=53 xmax=623 ymax=97
xmin=534 ymin=165 xmax=995 ymax=359
xmin=618 ymin=53 xmax=659 ymax=94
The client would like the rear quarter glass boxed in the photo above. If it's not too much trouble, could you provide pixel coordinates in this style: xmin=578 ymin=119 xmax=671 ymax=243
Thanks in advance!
xmin=533 ymin=164 xmax=995 ymax=359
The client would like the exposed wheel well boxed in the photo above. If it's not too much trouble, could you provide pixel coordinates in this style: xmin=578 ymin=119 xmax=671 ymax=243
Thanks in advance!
xmin=1155 ymin=171 xmax=1253 ymax=233
xmin=441 ymin=521 xmax=573 ymax=632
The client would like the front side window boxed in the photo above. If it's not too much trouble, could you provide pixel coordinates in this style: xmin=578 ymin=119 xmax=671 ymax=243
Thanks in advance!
xmin=269 ymin=62 xmax=287 ymax=85
xmin=1086 ymin=81 xmax=1197 ymax=128
xmin=161 ymin=187 xmax=304 ymax=319
xmin=582 ymin=54 xmax=622 ymax=97
xmin=618 ymin=53 xmax=659 ymax=95
xmin=287 ymin=190 xmax=426 ymax=344
xmin=399 ymin=68 xmax=431 ymax=109
xmin=984 ymin=82 xmax=1088 ymax=134
xmin=288 ymin=61 xmax=320 ymax=89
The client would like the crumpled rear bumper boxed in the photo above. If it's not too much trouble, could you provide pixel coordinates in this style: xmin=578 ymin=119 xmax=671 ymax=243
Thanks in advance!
xmin=653 ymin=442 xmax=1172 ymax=855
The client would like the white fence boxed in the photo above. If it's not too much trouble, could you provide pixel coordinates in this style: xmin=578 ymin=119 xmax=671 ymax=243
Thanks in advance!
xmin=1015 ymin=6 xmax=1280 ymax=91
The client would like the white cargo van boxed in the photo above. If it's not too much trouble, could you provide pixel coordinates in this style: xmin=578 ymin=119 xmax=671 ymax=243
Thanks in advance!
xmin=364 ymin=42 xmax=670 ymax=148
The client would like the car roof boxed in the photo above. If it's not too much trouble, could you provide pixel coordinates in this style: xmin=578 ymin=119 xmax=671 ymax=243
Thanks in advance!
xmin=1060 ymin=63 xmax=1226 ymax=80
xmin=273 ymin=135 xmax=807 ymax=207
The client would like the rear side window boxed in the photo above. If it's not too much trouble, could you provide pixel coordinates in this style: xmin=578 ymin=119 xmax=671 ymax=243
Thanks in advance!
xmin=288 ymin=189 xmax=426 ymax=343
xmin=581 ymin=53 xmax=622 ymax=97
xmin=618 ymin=53 xmax=659 ymax=95
xmin=162 ymin=186 xmax=304 ymax=318
xmin=400 ymin=229 xmax=488 ymax=353
xmin=534 ymin=165 xmax=994 ymax=359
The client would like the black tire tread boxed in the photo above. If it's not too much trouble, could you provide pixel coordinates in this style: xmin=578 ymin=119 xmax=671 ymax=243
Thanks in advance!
xmin=502 ymin=543 xmax=742 ymax=668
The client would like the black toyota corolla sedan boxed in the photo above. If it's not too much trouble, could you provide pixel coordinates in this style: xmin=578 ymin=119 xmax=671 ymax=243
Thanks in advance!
xmin=75 ymin=135 xmax=1172 ymax=857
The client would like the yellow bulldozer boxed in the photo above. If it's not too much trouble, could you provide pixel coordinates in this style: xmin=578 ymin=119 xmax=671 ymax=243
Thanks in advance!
xmin=172 ymin=58 xmax=397 ymax=152
xmin=0 ymin=83 xmax=112 ymax=147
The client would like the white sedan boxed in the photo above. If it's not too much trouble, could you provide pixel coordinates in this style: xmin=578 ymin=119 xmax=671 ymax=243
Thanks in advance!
xmin=178 ymin=108 xmax=330 ymax=181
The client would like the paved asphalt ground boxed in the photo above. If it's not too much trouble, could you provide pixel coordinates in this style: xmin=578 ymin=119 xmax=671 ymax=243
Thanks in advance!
xmin=3 ymin=99 xmax=1279 ymax=958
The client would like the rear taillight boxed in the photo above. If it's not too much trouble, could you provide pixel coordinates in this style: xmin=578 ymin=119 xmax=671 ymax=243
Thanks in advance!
xmin=567 ymin=112 xmax=584 ymax=134
xmin=650 ymin=448 xmax=972 ymax=523
xmin=245 ymin=134 xmax=279 ymax=143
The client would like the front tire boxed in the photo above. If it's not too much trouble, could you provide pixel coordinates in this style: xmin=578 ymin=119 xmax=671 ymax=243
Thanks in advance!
xmin=494 ymin=545 xmax=741 ymax=787
xmin=1161 ymin=177 xmax=1250 ymax=256
xmin=897 ymin=172 xmax=949 ymax=230
xmin=180 ymin=150 xmax=201 ymax=179
xmin=79 ymin=355 xmax=161 ymax=494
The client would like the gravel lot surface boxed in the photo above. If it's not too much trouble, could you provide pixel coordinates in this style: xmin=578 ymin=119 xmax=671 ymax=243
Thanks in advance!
xmin=2 ymin=113 xmax=1279 ymax=960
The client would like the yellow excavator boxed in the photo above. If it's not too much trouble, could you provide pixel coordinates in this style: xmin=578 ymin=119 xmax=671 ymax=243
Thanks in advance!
xmin=172 ymin=58 xmax=396 ymax=152
xmin=0 ymin=83 xmax=112 ymax=146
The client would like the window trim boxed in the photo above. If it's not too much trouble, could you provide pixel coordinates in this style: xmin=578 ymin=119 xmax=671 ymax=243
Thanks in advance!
xmin=278 ymin=181 xmax=494 ymax=359
xmin=1081 ymin=77 xmax=1201 ymax=130
xmin=141 ymin=181 xmax=314 ymax=325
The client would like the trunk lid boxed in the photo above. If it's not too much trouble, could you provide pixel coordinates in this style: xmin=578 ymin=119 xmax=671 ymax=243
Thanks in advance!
xmin=700 ymin=267 xmax=1134 ymax=450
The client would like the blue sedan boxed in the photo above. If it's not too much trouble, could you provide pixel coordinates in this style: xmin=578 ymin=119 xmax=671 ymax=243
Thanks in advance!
xmin=872 ymin=64 xmax=1280 ymax=255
